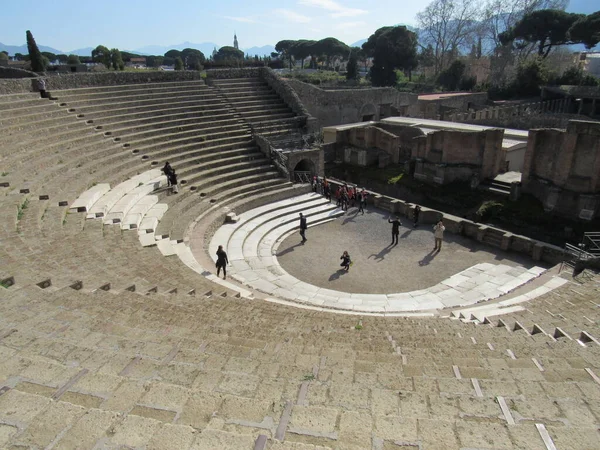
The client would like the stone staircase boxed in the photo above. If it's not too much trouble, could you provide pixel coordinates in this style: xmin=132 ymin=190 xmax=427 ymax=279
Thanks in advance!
xmin=210 ymin=77 xmax=304 ymax=142
xmin=478 ymin=178 xmax=512 ymax=196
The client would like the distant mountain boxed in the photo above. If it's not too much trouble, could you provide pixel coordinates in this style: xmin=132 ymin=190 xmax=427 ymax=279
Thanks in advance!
xmin=133 ymin=42 xmax=219 ymax=57
xmin=350 ymin=39 xmax=367 ymax=48
xmin=0 ymin=42 xmax=63 ymax=56
xmin=242 ymin=45 xmax=275 ymax=57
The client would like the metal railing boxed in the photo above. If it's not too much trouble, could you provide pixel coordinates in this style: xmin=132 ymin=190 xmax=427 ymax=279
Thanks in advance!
xmin=561 ymin=231 xmax=600 ymax=274
xmin=294 ymin=171 xmax=312 ymax=184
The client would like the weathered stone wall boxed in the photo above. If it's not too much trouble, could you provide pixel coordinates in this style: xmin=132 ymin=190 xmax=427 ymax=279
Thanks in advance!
xmin=413 ymin=128 xmax=505 ymax=183
xmin=205 ymin=68 xmax=261 ymax=79
xmin=522 ymin=120 xmax=600 ymax=219
xmin=286 ymin=79 xmax=419 ymax=127
xmin=338 ymin=126 xmax=401 ymax=164
xmin=0 ymin=66 xmax=38 ymax=79
xmin=0 ymin=71 xmax=204 ymax=94
xmin=418 ymin=92 xmax=488 ymax=119
xmin=0 ymin=78 xmax=35 ymax=95
xmin=286 ymin=148 xmax=324 ymax=178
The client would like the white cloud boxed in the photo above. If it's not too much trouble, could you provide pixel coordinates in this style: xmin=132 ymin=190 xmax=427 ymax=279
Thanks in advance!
xmin=298 ymin=0 xmax=367 ymax=18
xmin=222 ymin=16 xmax=258 ymax=23
xmin=274 ymin=9 xmax=311 ymax=23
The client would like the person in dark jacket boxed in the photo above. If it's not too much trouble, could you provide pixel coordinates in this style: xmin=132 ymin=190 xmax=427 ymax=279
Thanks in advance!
xmin=388 ymin=216 xmax=402 ymax=245
xmin=299 ymin=213 xmax=307 ymax=243
xmin=413 ymin=205 xmax=421 ymax=228
xmin=169 ymin=170 xmax=178 ymax=194
xmin=162 ymin=162 xmax=174 ymax=186
xmin=216 ymin=245 xmax=229 ymax=279
xmin=340 ymin=251 xmax=351 ymax=271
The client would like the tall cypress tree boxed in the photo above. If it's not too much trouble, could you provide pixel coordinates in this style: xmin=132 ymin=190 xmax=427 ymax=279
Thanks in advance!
xmin=26 ymin=30 xmax=45 ymax=72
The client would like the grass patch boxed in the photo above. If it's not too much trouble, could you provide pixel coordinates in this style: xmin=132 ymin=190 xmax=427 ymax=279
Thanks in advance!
xmin=1 ymin=172 xmax=8 ymax=177
xmin=16 ymin=198 xmax=29 ymax=221
xmin=0 ymin=280 xmax=11 ymax=289
xmin=302 ymin=374 xmax=316 ymax=381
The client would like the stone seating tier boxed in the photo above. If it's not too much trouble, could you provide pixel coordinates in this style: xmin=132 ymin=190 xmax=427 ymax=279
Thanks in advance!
xmin=1 ymin=77 xmax=598 ymax=449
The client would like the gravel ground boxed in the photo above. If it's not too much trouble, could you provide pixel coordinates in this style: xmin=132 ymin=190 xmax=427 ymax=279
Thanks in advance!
xmin=276 ymin=205 xmax=545 ymax=294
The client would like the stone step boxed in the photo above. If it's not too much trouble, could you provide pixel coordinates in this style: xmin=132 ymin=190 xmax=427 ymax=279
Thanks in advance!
xmin=121 ymin=195 xmax=159 ymax=230
xmin=86 ymin=169 xmax=162 ymax=219
xmin=50 ymin=79 xmax=207 ymax=96
xmin=104 ymin=179 xmax=163 ymax=224
xmin=69 ymin=184 xmax=111 ymax=213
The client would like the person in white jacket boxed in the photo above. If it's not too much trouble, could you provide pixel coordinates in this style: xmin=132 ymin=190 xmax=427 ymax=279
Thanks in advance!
xmin=433 ymin=219 xmax=445 ymax=252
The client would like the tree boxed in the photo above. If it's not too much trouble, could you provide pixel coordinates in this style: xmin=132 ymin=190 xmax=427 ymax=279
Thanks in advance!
xmin=362 ymin=26 xmax=419 ymax=86
xmin=111 ymin=49 xmax=124 ymax=70
xmin=146 ymin=55 xmax=164 ymax=68
xmin=438 ymin=60 xmax=466 ymax=90
xmin=174 ymin=56 xmax=184 ymax=70
xmin=56 ymin=54 xmax=69 ymax=64
xmin=92 ymin=45 xmax=112 ymax=69
xmin=41 ymin=52 xmax=57 ymax=63
xmin=313 ymin=37 xmax=350 ymax=70
xmin=275 ymin=40 xmax=296 ymax=69
xmin=499 ymin=9 xmax=583 ymax=58
xmin=67 ymin=54 xmax=81 ymax=65
xmin=513 ymin=57 xmax=549 ymax=96
xmin=480 ymin=0 xmax=568 ymax=54
xmin=14 ymin=53 xmax=25 ymax=61
xmin=416 ymin=0 xmax=482 ymax=75
xmin=568 ymin=11 xmax=600 ymax=50
xmin=26 ymin=30 xmax=46 ymax=72
xmin=164 ymin=49 xmax=182 ymax=59
xmin=556 ymin=66 xmax=599 ymax=86
xmin=214 ymin=46 xmax=244 ymax=64
xmin=0 ymin=52 xmax=8 ymax=62
xmin=291 ymin=40 xmax=316 ymax=69
xmin=346 ymin=51 xmax=358 ymax=80
xmin=181 ymin=48 xmax=205 ymax=70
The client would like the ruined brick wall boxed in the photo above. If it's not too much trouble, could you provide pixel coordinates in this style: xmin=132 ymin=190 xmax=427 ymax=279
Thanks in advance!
xmin=522 ymin=120 xmax=600 ymax=219
xmin=285 ymin=79 xmax=419 ymax=127
xmin=413 ymin=129 xmax=505 ymax=180
xmin=338 ymin=126 xmax=401 ymax=164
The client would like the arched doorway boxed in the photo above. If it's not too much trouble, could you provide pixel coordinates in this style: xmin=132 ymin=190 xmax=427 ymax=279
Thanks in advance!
xmin=359 ymin=103 xmax=377 ymax=122
xmin=293 ymin=159 xmax=315 ymax=183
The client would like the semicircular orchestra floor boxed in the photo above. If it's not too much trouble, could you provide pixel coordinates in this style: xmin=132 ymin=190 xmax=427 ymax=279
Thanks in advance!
xmin=204 ymin=193 xmax=562 ymax=315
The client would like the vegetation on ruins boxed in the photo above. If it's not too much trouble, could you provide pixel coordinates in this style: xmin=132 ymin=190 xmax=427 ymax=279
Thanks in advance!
xmin=346 ymin=50 xmax=358 ymax=81
xmin=26 ymin=30 xmax=45 ymax=72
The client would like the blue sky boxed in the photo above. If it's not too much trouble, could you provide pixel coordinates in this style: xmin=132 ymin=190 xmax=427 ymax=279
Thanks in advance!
xmin=2 ymin=0 xmax=598 ymax=51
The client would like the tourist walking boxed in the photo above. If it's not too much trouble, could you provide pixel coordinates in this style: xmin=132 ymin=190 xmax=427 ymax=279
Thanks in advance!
xmin=340 ymin=251 xmax=351 ymax=271
xmin=341 ymin=187 xmax=349 ymax=211
xmin=413 ymin=205 xmax=421 ymax=228
xmin=335 ymin=187 xmax=342 ymax=208
xmin=38 ymin=78 xmax=47 ymax=98
xmin=299 ymin=212 xmax=307 ymax=244
xmin=169 ymin=170 xmax=179 ymax=194
xmin=162 ymin=162 xmax=174 ymax=186
xmin=388 ymin=216 xmax=402 ymax=245
xmin=323 ymin=179 xmax=331 ymax=202
xmin=215 ymin=245 xmax=229 ymax=279
xmin=433 ymin=219 xmax=445 ymax=251
xmin=358 ymin=189 xmax=367 ymax=215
